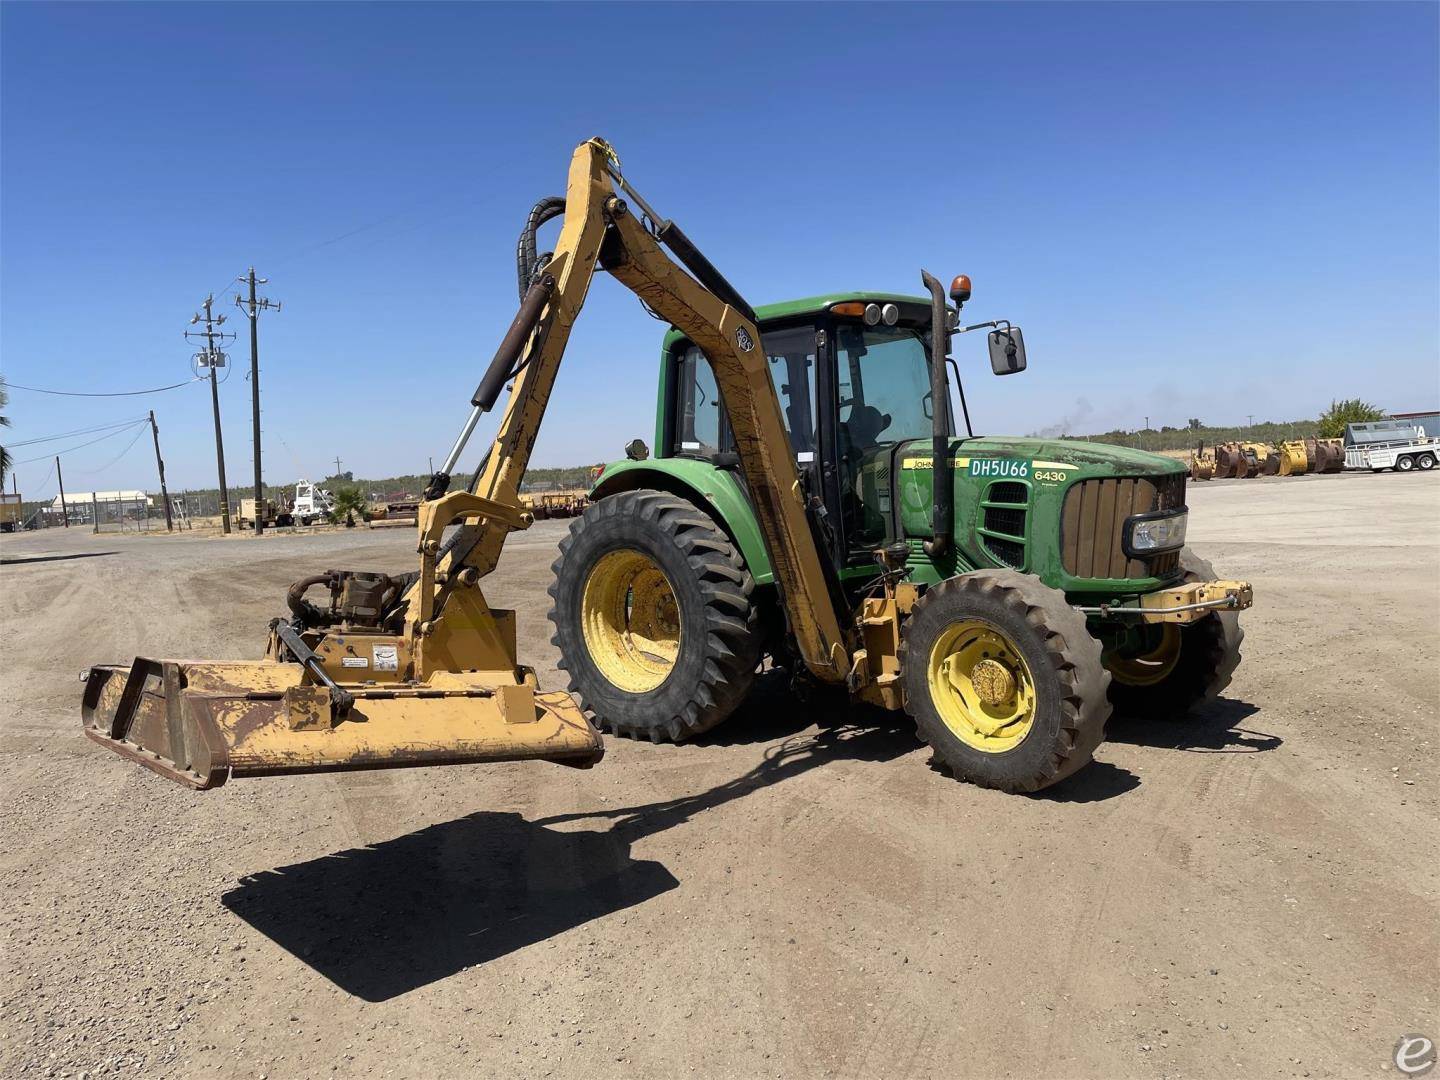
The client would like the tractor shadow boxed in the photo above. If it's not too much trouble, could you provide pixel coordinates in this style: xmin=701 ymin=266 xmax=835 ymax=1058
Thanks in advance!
xmin=221 ymin=706 xmax=915 ymax=1002
xmin=222 ymin=809 xmax=675 ymax=1002
xmin=1104 ymin=697 xmax=1281 ymax=754
xmin=0 ymin=549 xmax=118 ymax=566
xmin=691 ymin=668 xmax=910 ymax=747
xmin=1032 ymin=760 xmax=1141 ymax=803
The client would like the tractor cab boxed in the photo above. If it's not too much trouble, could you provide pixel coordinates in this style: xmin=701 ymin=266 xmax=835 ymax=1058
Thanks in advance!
xmin=660 ymin=292 xmax=1014 ymax=572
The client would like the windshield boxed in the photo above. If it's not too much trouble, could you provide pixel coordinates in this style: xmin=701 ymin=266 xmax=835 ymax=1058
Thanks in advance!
xmin=835 ymin=324 xmax=940 ymax=454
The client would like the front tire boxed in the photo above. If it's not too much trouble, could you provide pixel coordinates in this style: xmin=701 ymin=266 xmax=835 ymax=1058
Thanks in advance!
xmin=899 ymin=570 xmax=1111 ymax=793
xmin=1396 ymin=455 xmax=1416 ymax=472
xmin=1105 ymin=548 xmax=1244 ymax=720
xmin=548 ymin=489 xmax=759 ymax=742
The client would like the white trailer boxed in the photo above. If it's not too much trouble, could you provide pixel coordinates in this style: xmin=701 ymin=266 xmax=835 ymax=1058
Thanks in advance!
xmin=1343 ymin=424 xmax=1439 ymax=473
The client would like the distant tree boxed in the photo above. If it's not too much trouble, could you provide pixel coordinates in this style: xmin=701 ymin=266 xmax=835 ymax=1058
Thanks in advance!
xmin=330 ymin=486 xmax=368 ymax=527
xmin=0 ymin=377 xmax=10 ymax=485
xmin=1317 ymin=398 xmax=1385 ymax=439
xmin=1187 ymin=418 xmax=1204 ymax=431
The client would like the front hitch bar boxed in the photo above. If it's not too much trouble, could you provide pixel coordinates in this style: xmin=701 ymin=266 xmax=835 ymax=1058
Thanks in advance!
xmin=1074 ymin=579 xmax=1254 ymax=624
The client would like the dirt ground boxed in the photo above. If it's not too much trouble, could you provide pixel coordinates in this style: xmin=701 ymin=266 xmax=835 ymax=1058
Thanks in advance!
xmin=2 ymin=470 xmax=1436 ymax=1079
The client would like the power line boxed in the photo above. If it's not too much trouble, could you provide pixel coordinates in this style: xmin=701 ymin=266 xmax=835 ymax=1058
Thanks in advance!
xmin=13 ymin=419 xmax=149 ymax=465
xmin=7 ymin=416 xmax=150 ymax=448
xmin=4 ymin=377 xmax=204 ymax=397
xmin=75 ymin=425 xmax=149 ymax=475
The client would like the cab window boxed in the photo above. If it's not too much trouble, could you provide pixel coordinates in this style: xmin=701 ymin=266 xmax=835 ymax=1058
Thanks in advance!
xmin=834 ymin=323 xmax=942 ymax=549
xmin=762 ymin=325 xmax=818 ymax=455
xmin=672 ymin=325 xmax=818 ymax=457
xmin=835 ymin=324 xmax=939 ymax=455
xmin=674 ymin=344 xmax=722 ymax=455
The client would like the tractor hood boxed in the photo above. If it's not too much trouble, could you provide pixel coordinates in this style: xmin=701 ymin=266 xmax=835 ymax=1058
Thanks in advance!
xmin=954 ymin=436 xmax=1183 ymax=477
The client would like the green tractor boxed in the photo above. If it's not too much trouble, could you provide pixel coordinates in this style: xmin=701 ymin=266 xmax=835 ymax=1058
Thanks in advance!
xmin=549 ymin=285 xmax=1249 ymax=793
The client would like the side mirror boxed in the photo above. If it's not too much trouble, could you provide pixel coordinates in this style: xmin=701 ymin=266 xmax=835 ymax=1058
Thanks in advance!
xmin=624 ymin=438 xmax=649 ymax=461
xmin=988 ymin=326 xmax=1027 ymax=376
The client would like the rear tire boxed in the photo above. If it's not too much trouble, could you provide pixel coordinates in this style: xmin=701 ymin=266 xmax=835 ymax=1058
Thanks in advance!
xmin=1105 ymin=548 xmax=1244 ymax=720
xmin=899 ymin=570 xmax=1111 ymax=793
xmin=1416 ymin=453 xmax=1435 ymax=471
xmin=548 ymin=489 xmax=759 ymax=741
xmin=1397 ymin=456 xmax=1415 ymax=472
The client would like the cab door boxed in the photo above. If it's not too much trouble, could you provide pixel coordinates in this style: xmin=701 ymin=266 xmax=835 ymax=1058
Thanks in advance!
xmin=668 ymin=323 xmax=843 ymax=566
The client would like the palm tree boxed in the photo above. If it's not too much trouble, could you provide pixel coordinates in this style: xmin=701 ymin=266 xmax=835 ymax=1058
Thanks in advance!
xmin=330 ymin=485 xmax=368 ymax=528
xmin=0 ymin=377 xmax=12 ymax=487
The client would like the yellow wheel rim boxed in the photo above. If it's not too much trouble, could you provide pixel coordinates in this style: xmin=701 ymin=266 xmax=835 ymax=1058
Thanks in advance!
xmin=926 ymin=619 xmax=1036 ymax=753
xmin=581 ymin=549 xmax=681 ymax=693
xmin=1105 ymin=624 xmax=1182 ymax=687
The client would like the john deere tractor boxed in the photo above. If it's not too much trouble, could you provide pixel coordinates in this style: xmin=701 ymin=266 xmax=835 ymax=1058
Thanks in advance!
xmin=82 ymin=140 xmax=1247 ymax=798
xmin=551 ymin=287 xmax=1249 ymax=792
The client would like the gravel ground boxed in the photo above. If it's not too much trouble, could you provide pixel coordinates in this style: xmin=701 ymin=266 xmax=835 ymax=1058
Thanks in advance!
xmin=1 ymin=469 xmax=1436 ymax=1079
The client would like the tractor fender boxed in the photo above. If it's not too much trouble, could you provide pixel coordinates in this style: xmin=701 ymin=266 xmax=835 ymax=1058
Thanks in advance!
xmin=589 ymin=458 xmax=774 ymax=585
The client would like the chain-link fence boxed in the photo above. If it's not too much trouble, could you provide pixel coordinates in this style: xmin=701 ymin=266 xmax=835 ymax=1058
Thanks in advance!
xmin=22 ymin=490 xmax=238 ymax=532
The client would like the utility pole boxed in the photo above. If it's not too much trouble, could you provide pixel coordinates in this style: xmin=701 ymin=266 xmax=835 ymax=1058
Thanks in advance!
xmin=148 ymin=410 xmax=173 ymax=532
xmin=334 ymin=456 xmax=343 ymax=480
xmin=235 ymin=269 xmax=281 ymax=534
xmin=187 ymin=295 xmax=236 ymax=534
xmin=1144 ymin=416 xmax=1150 ymax=451
xmin=55 ymin=455 xmax=69 ymax=527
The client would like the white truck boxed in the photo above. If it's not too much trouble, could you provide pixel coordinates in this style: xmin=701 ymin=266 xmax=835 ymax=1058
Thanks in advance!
xmin=290 ymin=480 xmax=335 ymax=525
xmin=1344 ymin=421 xmax=1438 ymax=473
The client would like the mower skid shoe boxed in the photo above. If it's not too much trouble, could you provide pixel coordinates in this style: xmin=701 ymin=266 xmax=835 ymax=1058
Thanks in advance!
xmin=82 ymin=659 xmax=604 ymax=791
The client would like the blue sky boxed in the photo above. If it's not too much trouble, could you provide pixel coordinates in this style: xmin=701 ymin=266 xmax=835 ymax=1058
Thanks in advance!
xmin=3 ymin=2 xmax=1437 ymax=495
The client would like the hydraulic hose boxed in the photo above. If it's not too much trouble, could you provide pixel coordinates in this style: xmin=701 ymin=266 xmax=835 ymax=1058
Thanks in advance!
xmin=286 ymin=572 xmax=336 ymax=627
xmin=516 ymin=196 xmax=565 ymax=300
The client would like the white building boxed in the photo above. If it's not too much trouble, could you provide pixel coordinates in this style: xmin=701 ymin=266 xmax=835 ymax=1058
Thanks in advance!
xmin=50 ymin=490 xmax=153 ymax=512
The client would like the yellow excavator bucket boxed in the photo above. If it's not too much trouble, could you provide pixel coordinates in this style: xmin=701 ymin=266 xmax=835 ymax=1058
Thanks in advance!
xmin=82 ymin=659 xmax=603 ymax=790
xmin=1277 ymin=439 xmax=1309 ymax=476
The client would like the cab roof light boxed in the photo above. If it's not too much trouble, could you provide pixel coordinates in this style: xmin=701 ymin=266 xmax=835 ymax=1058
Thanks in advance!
xmin=829 ymin=302 xmax=865 ymax=317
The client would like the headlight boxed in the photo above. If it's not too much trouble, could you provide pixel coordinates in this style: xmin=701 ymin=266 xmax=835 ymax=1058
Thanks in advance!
xmin=1123 ymin=509 xmax=1188 ymax=556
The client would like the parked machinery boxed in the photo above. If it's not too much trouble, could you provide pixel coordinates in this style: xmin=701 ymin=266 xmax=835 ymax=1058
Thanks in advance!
xmin=1213 ymin=442 xmax=1251 ymax=478
xmin=1277 ymin=440 xmax=1309 ymax=476
xmin=1240 ymin=442 xmax=1281 ymax=476
xmin=80 ymin=138 xmax=1252 ymax=796
xmin=1189 ymin=443 xmax=1216 ymax=481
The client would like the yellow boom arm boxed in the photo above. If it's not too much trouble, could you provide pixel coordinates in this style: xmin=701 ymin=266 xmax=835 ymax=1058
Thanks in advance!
xmin=79 ymin=139 xmax=855 ymax=791
xmin=423 ymin=139 xmax=850 ymax=682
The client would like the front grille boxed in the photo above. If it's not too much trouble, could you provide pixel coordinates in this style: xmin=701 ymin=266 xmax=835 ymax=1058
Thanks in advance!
xmin=984 ymin=506 xmax=1026 ymax=536
xmin=984 ymin=535 xmax=1026 ymax=568
xmin=1061 ymin=474 xmax=1185 ymax=580
xmin=981 ymin=480 xmax=1029 ymax=570
xmin=988 ymin=482 xmax=1028 ymax=504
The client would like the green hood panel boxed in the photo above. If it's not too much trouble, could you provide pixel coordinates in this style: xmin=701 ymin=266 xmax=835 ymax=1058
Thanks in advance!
xmin=957 ymin=436 xmax=1183 ymax=476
